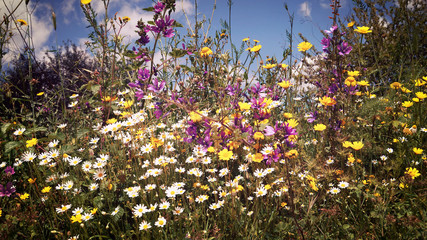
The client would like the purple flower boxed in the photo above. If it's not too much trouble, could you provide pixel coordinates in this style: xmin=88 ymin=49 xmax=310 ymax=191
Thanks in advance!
xmin=249 ymin=82 xmax=267 ymax=98
xmin=264 ymin=126 xmax=276 ymax=136
xmin=4 ymin=166 xmax=15 ymax=176
xmin=0 ymin=182 xmax=16 ymax=197
xmin=338 ymin=41 xmax=352 ymax=56
xmin=306 ymin=111 xmax=318 ymax=123
xmin=147 ymin=78 xmax=166 ymax=93
xmin=321 ymin=37 xmax=331 ymax=54
xmin=152 ymin=15 xmax=175 ymax=38
xmin=154 ymin=1 xmax=165 ymax=13
xmin=324 ymin=25 xmax=338 ymax=35
xmin=138 ymin=68 xmax=151 ymax=81
xmin=138 ymin=35 xmax=150 ymax=45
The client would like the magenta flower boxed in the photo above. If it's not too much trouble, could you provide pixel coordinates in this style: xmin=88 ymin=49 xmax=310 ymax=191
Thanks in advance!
xmin=154 ymin=1 xmax=165 ymax=13
xmin=4 ymin=166 xmax=14 ymax=176
xmin=147 ymin=78 xmax=166 ymax=93
xmin=0 ymin=182 xmax=16 ymax=197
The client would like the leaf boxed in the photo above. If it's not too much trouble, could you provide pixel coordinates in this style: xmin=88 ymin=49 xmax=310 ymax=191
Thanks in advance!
xmin=170 ymin=48 xmax=187 ymax=58
xmin=173 ymin=21 xmax=183 ymax=28
xmin=5 ymin=141 xmax=21 ymax=153
xmin=60 ymin=144 xmax=75 ymax=154
xmin=49 ymin=132 xmax=66 ymax=142
xmin=147 ymin=20 xmax=155 ymax=25
xmin=123 ymin=50 xmax=138 ymax=58
xmin=343 ymin=224 xmax=350 ymax=230
xmin=77 ymin=128 xmax=91 ymax=139
xmin=25 ymin=127 xmax=47 ymax=135
xmin=92 ymin=196 xmax=104 ymax=209
xmin=143 ymin=7 xmax=154 ymax=12
xmin=1 ymin=123 xmax=11 ymax=135
xmin=91 ymin=85 xmax=101 ymax=95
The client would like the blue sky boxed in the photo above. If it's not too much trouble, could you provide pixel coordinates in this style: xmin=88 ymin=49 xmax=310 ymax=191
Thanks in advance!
xmin=3 ymin=0 xmax=355 ymax=64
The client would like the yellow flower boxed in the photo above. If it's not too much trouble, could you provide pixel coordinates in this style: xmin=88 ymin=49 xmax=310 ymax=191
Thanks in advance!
xmin=122 ymin=16 xmax=130 ymax=22
xmin=280 ymin=64 xmax=288 ymax=69
xmin=26 ymin=138 xmax=38 ymax=148
xmin=242 ymin=37 xmax=249 ymax=42
xmin=253 ymin=39 xmax=260 ymax=43
xmin=400 ymin=87 xmax=411 ymax=93
xmin=238 ymin=102 xmax=251 ymax=111
xmin=297 ymin=41 xmax=313 ymax=52
xmin=283 ymin=112 xmax=293 ymax=119
xmin=262 ymin=63 xmax=277 ymax=69
xmin=20 ymin=193 xmax=30 ymax=200
xmin=286 ymin=119 xmax=299 ymax=128
xmin=16 ymin=19 xmax=28 ymax=26
xmin=200 ymin=47 xmax=213 ymax=57
xmin=402 ymin=101 xmax=413 ymax=108
xmin=347 ymin=71 xmax=360 ymax=77
xmin=285 ymin=149 xmax=298 ymax=158
xmin=357 ymin=80 xmax=369 ymax=86
xmin=414 ymin=79 xmax=426 ymax=87
xmin=91 ymin=208 xmax=98 ymax=214
xmin=189 ymin=111 xmax=203 ymax=122
xmin=351 ymin=141 xmax=364 ymax=150
xmin=253 ymin=132 xmax=264 ymax=140
xmin=309 ymin=180 xmax=318 ymax=191
xmin=313 ymin=124 xmax=327 ymax=131
xmin=390 ymin=82 xmax=402 ymax=89
xmin=106 ymin=118 xmax=117 ymax=124
xmin=342 ymin=141 xmax=352 ymax=148
xmin=415 ymin=92 xmax=427 ymax=100
xmin=344 ymin=77 xmax=357 ymax=87
xmin=101 ymin=96 xmax=116 ymax=102
xmin=405 ymin=167 xmax=421 ymax=179
xmin=250 ymin=45 xmax=262 ymax=52
xmin=70 ymin=214 xmax=83 ymax=223
xmin=413 ymin=148 xmax=423 ymax=155
xmin=37 ymin=92 xmax=44 ymax=96
xmin=288 ymin=135 xmax=297 ymax=143
xmin=218 ymin=149 xmax=233 ymax=161
xmin=41 ymin=186 xmax=51 ymax=193
xmin=319 ymin=96 xmax=337 ymax=106
xmin=278 ymin=80 xmax=292 ymax=90
xmin=252 ymin=153 xmax=264 ymax=163
xmin=207 ymin=146 xmax=215 ymax=153
xmin=412 ymin=98 xmax=419 ymax=102
xmin=354 ymin=26 xmax=372 ymax=34
xmin=28 ymin=178 xmax=36 ymax=184
xmin=81 ymin=0 xmax=92 ymax=4
xmin=347 ymin=21 xmax=355 ymax=27
xmin=123 ymin=100 xmax=134 ymax=109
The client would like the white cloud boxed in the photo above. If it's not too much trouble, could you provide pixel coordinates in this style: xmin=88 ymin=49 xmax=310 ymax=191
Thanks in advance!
xmin=1 ymin=0 xmax=54 ymax=65
xmin=299 ymin=2 xmax=311 ymax=18
xmin=175 ymin=0 xmax=194 ymax=15
xmin=320 ymin=0 xmax=330 ymax=9
xmin=61 ymin=0 xmax=78 ymax=24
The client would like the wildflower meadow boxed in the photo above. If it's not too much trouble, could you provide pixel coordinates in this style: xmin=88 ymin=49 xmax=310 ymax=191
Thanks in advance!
xmin=0 ymin=0 xmax=425 ymax=239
